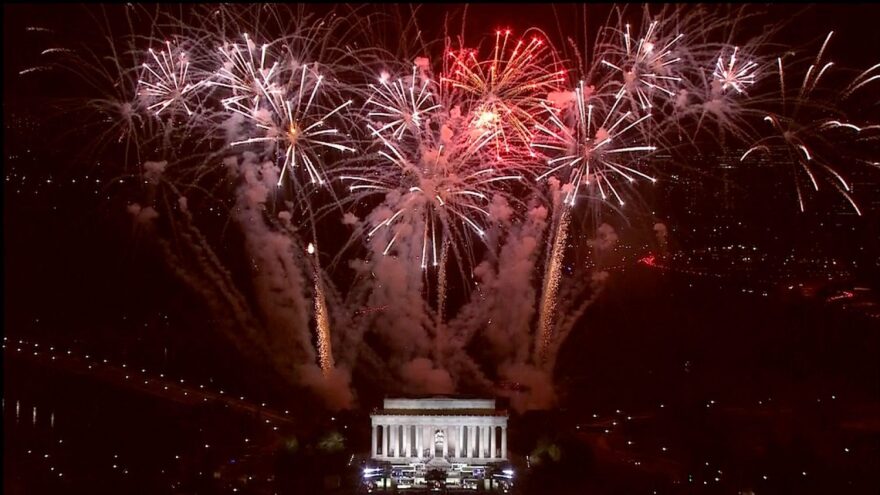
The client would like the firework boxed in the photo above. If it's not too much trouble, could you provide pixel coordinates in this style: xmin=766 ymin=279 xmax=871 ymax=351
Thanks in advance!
xmin=309 ymin=243 xmax=335 ymax=375
xmin=137 ymin=40 xmax=205 ymax=116
xmin=442 ymin=29 xmax=567 ymax=158
xmin=532 ymin=81 xmax=657 ymax=207
xmin=30 ymin=3 xmax=880 ymax=410
xmin=365 ymin=64 xmax=441 ymax=141
xmin=536 ymin=207 xmax=569 ymax=367
xmin=343 ymin=66 xmax=526 ymax=270
xmin=218 ymin=36 xmax=356 ymax=187
xmin=599 ymin=20 xmax=685 ymax=112
xmin=713 ymin=47 xmax=758 ymax=95
xmin=843 ymin=62 xmax=880 ymax=98
xmin=740 ymin=32 xmax=875 ymax=215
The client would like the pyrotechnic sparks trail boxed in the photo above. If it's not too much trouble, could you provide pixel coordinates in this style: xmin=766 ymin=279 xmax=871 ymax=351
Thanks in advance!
xmin=843 ymin=63 xmax=880 ymax=98
xmin=740 ymin=32 xmax=875 ymax=215
xmin=437 ymin=240 xmax=450 ymax=327
xmin=536 ymin=207 xmax=569 ymax=367
xmin=308 ymin=244 xmax=334 ymax=375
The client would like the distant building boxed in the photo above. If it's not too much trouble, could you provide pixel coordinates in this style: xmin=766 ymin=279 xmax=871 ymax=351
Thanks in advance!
xmin=363 ymin=397 xmax=513 ymax=491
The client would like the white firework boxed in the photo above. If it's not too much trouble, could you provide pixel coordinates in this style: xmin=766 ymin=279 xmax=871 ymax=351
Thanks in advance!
xmin=213 ymin=34 xmax=284 ymax=118
xmin=137 ymin=40 xmax=204 ymax=116
xmin=365 ymin=64 xmax=441 ymax=141
xmin=532 ymin=80 xmax=657 ymax=207
xmin=342 ymin=105 xmax=522 ymax=269
xmin=224 ymin=58 xmax=355 ymax=187
xmin=600 ymin=20 xmax=685 ymax=112
xmin=713 ymin=46 xmax=758 ymax=94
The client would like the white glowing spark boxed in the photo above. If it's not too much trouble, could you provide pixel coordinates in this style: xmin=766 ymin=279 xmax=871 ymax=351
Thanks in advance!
xmin=713 ymin=47 xmax=758 ymax=94
xmin=227 ymin=62 xmax=355 ymax=186
xmin=601 ymin=21 xmax=684 ymax=112
xmin=533 ymin=81 xmax=657 ymax=207
xmin=138 ymin=41 xmax=203 ymax=116
xmin=366 ymin=64 xmax=441 ymax=140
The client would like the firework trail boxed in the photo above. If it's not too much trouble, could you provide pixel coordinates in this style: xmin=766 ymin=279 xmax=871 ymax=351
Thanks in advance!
xmin=308 ymin=243 xmax=335 ymax=375
xmin=528 ymin=87 xmax=608 ymax=372
xmin=536 ymin=206 xmax=569 ymax=367
xmin=843 ymin=62 xmax=880 ymax=99
xmin=436 ymin=239 xmax=450 ymax=329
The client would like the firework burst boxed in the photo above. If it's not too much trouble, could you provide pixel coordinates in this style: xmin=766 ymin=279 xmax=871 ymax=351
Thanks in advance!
xmin=599 ymin=19 xmax=685 ymax=113
xmin=344 ymin=92 xmax=522 ymax=269
xmin=442 ymin=29 xmax=567 ymax=159
xmin=532 ymin=81 xmax=657 ymax=207
xmin=741 ymin=32 xmax=877 ymax=215
xmin=217 ymin=36 xmax=356 ymax=187
xmin=137 ymin=40 xmax=205 ymax=117
xmin=26 ymin=3 xmax=880 ymax=410
xmin=713 ymin=46 xmax=759 ymax=95
xmin=365 ymin=64 xmax=442 ymax=141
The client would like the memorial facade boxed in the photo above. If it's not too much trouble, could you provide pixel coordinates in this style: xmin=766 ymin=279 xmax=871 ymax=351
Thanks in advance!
xmin=370 ymin=397 xmax=508 ymax=464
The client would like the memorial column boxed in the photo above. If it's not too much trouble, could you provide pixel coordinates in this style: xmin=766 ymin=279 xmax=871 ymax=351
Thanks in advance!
xmin=425 ymin=426 xmax=431 ymax=458
xmin=489 ymin=425 xmax=496 ymax=459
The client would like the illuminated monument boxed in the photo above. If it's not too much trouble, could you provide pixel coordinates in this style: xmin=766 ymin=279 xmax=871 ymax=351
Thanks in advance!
xmin=364 ymin=397 xmax=513 ymax=491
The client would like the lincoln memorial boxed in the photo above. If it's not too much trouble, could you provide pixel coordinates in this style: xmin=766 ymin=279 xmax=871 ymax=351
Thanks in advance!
xmin=370 ymin=396 xmax=508 ymax=464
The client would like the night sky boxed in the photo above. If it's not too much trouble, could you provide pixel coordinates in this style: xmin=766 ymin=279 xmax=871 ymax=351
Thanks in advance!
xmin=4 ymin=3 xmax=880 ymax=494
